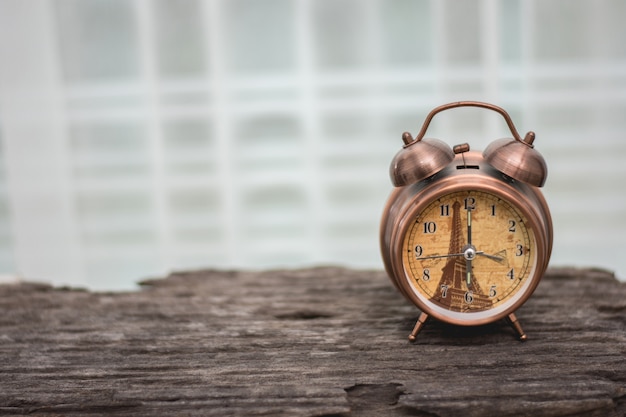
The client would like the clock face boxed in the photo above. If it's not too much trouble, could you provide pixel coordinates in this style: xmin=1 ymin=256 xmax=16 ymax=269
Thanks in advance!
xmin=401 ymin=190 xmax=537 ymax=316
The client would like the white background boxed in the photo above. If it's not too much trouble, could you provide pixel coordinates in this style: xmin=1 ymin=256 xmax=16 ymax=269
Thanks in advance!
xmin=0 ymin=0 xmax=625 ymax=290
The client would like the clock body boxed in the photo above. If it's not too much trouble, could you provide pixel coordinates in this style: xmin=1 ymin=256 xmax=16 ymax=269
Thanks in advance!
xmin=380 ymin=151 xmax=553 ymax=328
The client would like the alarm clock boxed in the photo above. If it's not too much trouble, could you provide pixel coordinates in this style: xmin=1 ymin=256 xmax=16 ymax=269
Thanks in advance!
xmin=380 ymin=101 xmax=553 ymax=341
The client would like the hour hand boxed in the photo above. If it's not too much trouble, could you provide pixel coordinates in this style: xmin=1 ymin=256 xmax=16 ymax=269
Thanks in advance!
xmin=477 ymin=250 xmax=508 ymax=266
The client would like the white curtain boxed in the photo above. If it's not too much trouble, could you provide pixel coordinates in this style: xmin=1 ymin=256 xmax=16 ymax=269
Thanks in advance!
xmin=0 ymin=0 xmax=624 ymax=289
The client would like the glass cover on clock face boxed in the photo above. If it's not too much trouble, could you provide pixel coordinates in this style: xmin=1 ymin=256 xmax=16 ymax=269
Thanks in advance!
xmin=402 ymin=190 xmax=537 ymax=313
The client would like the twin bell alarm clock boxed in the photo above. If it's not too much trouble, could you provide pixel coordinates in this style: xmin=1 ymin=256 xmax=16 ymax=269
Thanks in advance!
xmin=380 ymin=101 xmax=553 ymax=341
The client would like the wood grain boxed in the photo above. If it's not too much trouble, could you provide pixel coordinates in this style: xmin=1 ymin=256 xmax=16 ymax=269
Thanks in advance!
xmin=0 ymin=267 xmax=624 ymax=416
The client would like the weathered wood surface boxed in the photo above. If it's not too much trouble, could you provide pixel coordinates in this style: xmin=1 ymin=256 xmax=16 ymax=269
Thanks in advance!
xmin=0 ymin=267 xmax=624 ymax=417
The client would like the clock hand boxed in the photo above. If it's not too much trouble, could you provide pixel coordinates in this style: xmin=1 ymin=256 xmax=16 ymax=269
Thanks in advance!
xmin=466 ymin=208 xmax=473 ymax=287
xmin=415 ymin=252 xmax=465 ymax=261
xmin=479 ymin=253 xmax=503 ymax=261
xmin=467 ymin=208 xmax=472 ymax=245
xmin=477 ymin=250 xmax=508 ymax=265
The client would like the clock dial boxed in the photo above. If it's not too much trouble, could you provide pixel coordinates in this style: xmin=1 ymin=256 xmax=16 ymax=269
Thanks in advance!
xmin=402 ymin=190 xmax=536 ymax=313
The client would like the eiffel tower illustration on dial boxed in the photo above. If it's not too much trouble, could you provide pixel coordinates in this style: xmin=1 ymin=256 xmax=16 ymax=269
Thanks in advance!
xmin=430 ymin=200 xmax=493 ymax=312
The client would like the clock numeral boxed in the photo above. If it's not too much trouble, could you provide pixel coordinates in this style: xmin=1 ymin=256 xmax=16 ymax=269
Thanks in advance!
xmin=414 ymin=245 xmax=423 ymax=258
xmin=464 ymin=197 xmax=476 ymax=211
xmin=490 ymin=204 xmax=496 ymax=216
xmin=507 ymin=268 xmax=515 ymax=280
xmin=422 ymin=269 xmax=430 ymax=281
xmin=440 ymin=285 xmax=449 ymax=298
xmin=464 ymin=291 xmax=474 ymax=304
xmin=508 ymin=220 xmax=516 ymax=232
xmin=489 ymin=285 xmax=497 ymax=298
xmin=515 ymin=244 xmax=524 ymax=256
xmin=423 ymin=222 xmax=437 ymax=234
xmin=440 ymin=204 xmax=450 ymax=216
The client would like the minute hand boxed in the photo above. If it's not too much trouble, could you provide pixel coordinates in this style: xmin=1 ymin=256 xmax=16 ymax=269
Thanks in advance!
xmin=466 ymin=209 xmax=473 ymax=287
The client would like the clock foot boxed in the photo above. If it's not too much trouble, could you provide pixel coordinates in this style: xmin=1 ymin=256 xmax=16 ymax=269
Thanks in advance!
xmin=506 ymin=313 xmax=527 ymax=341
xmin=408 ymin=312 xmax=429 ymax=342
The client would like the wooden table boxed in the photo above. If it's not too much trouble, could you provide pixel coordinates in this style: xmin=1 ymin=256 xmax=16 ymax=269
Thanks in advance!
xmin=0 ymin=267 xmax=624 ymax=416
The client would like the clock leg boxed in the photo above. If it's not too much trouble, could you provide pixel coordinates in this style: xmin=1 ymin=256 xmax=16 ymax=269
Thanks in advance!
xmin=506 ymin=312 xmax=528 ymax=341
xmin=408 ymin=312 xmax=429 ymax=342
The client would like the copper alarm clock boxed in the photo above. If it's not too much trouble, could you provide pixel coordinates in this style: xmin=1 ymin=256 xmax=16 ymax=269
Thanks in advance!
xmin=380 ymin=101 xmax=553 ymax=341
